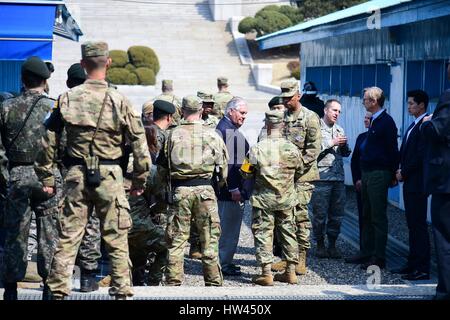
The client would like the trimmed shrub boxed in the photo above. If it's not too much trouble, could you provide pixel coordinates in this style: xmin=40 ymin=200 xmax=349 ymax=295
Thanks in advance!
xmin=124 ymin=63 xmax=136 ymax=72
xmin=128 ymin=46 xmax=160 ymax=74
xmin=279 ymin=5 xmax=303 ymax=24
xmin=255 ymin=5 xmax=280 ymax=18
xmin=133 ymin=67 xmax=156 ymax=85
xmin=110 ymin=50 xmax=128 ymax=68
xmin=125 ymin=72 xmax=139 ymax=85
xmin=106 ymin=68 xmax=130 ymax=84
xmin=255 ymin=10 xmax=293 ymax=35
xmin=238 ymin=17 xmax=258 ymax=34
xmin=287 ymin=60 xmax=300 ymax=72
xmin=291 ymin=66 xmax=300 ymax=80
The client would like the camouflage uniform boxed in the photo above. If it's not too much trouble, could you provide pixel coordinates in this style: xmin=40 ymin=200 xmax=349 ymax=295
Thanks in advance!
xmin=311 ymin=119 xmax=351 ymax=242
xmin=203 ymin=114 xmax=219 ymax=128
xmin=157 ymin=96 xmax=228 ymax=286
xmin=242 ymin=127 xmax=302 ymax=266
xmin=0 ymin=90 xmax=62 ymax=283
xmin=35 ymin=66 xmax=151 ymax=299
xmin=213 ymin=91 xmax=233 ymax=119
xmin=283 ymin=107 xmax=321 ymax=251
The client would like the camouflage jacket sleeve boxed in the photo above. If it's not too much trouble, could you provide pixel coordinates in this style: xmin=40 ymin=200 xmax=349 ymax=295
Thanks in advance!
xmin=303 ymin=112 xmax=322 ymax=167
xmin=0 ymin=105 xmax=9 ymax=189
xmin=122 ymin=96 xmax=151 ymax=189
xmin=294 ymin=147 xmax=304 ymax=183
xmin=34 ymin=129 xmax=59 ymax=187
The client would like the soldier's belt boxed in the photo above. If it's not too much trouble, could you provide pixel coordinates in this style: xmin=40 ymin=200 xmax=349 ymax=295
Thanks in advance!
xmin=63 ymin=155 xmax=121 ymax=167
xmin=171 ymin=178 xmax=212 ymax=188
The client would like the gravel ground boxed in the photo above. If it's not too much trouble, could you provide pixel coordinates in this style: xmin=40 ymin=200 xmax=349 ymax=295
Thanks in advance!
xmin=182 ymin=192 xmax=407 ymax=287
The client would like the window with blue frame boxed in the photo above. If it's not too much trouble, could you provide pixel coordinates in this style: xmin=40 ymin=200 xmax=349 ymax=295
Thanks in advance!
xmin=376 ymin=64 xmax=391 ymax=97
xmin=331 ymin=66 xmax=340 ymax=95
xmin=340 ymin=66 xmax=351 ymax=96
xmin=351 ymin=65 xmax=363 ymax=96
xmin=362 ymin=65 xmax=376 ymax=90
xmin=406 ymin=59 xmax=448 ymax=101
xmin=321 ymin=67 xmax=331 ymax=95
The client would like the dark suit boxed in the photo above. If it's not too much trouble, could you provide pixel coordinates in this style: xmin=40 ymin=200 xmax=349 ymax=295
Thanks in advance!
xmin=399 ymin=115 xmax=430 ymax=274
xmin=351 ymin=131 xmax=368 ymax=250
xmin=422 ymin=89 xmax=450 ymax=300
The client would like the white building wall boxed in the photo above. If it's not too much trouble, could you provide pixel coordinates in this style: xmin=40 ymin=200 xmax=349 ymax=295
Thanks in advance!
xmin=209 ymin=0 xmax=291 ymax=21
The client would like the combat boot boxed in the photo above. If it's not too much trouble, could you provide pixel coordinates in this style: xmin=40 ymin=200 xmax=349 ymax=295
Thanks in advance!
xmin=42 ymin=281 xmax=51 ymax=301
xmin=271 ymin=260 xmax=287 ymax=272
xmin=97 ymin=275 xmax=111 ymax=287
xmin=189 ymin=245 xmax=202 ymax=260
xmin=80 ymin=269 xmax=99 ymax=292
xmin=115 ymin=295 xmax=133 ymax=300
xmin=3 ymin=282 xmax=18 ymax=300
xmin=315 ymin=238 xmax=329 ymax=258
xmin=327 ymin=237 xmax=342 ymax=259
xmin=295 ymin=250 xmax=307 ymax=275
xmin=274 ymin=262 xmax=298 ymax=284
xmin=252 ymin=264 xmax=273 ymax=286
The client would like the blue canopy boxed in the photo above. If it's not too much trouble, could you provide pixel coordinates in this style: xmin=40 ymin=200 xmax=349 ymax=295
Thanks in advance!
xmin=0 ymin=3 xmax=56 ymax=60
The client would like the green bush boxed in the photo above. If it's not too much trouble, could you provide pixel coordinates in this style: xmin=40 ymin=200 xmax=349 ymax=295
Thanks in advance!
xmin=133 ymin=67 xmax=156 ymax=85
xmin=125 ymin=72 xmax=139 ymax=85
xmin=124 ymin=63 xmax=136 ymax=72
xmin=279 ymin=5 xmax=303 ymax=24
xmin=255 ymin=11 xmax=293 ymax=35
xmin=238 ymin=17 xmax=258 ymax=34
xmin=255 ymin=5 xmax=280 ymax=18
xmin=107 ymin=68 xmax=130 ymax=84
xmin=128 ymin=46 xmax=160 ymax=74
xmin=291 ymin=66 xmax=300 ymax=80
xmin=109 ymin=50 xmax=129 ymax=68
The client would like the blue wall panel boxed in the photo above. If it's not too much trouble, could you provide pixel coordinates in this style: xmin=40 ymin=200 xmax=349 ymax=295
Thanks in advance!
xmin=376 ymin=64 xmax=391 ymax=97
xmin=362 ymin=65 xmax=376 ymax=91
xmin=0 ymin=60 xmax=23 ymax=94
xmin=331 ymin=66 xmax=340 ymax=95
xmin=340 ymin=66 xmax=352 ymax=96
xmin=351 ymin=65 xmax=363 ymax=96
xmin=424 ymin=60 xmax=444 ymax=100
xmin=321 ymin=67 xmax=331 ymax=94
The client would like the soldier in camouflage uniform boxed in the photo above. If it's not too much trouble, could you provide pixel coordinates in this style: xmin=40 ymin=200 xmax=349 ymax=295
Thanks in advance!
xmin=35 ymin=42 xmax=151 ymax=300
xmin=154 ymin=80 xmax=183 ymax=126
xmin=241 ymin=110 xmax=303 ymax=286
xmin=156 ymin=95 xmax=228 ymax=286
xmin=311 ymin=99 xmax=351 ymax=259
xmin=271 ymin=80 xmax=322 ymax=276
xmin=213 ymin=77 xmax=233 ymax=119
xmin=0 ymin=57 xmax=62 ymax=300
xmin=198 ymin=91 xmax=219 ymax=129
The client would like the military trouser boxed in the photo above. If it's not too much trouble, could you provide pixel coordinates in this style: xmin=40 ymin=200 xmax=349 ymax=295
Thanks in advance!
xmin=46 ymin=165 xmax=133 ymax=297
xmin=2 ymin=165 xmax=62 ymax=282
xmin=311 ymin=181 xmax=346 ymax=241
xmin=294 ymin=182 xmax=313 ymax=250
xmin=75 ymin=209 xmax=101 ymax=271
xmin=165 ymin=186 xmax=222 ymax=286
xmin=128 ymin=193 xmax=167 ymax=285
xmin=149 ymin=193 xmax=168 ymax=229
xmin=252 ymin=206 xmax=298 ymax=265
xmin=188 ymin=220 xmax=201 ymax=253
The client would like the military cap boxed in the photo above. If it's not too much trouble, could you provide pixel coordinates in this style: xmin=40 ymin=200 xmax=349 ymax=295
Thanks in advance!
xmin=197 ymin=91 xmax=215 ymax=103
xmin=265 ymin=110 xmax=284 ymax=124
xmin=142 ymin=100 xmax=154 ymax=115
xmin=279 ymin=80 xmax=299 ymax=98
xmin=162 ymin=79 xmax=173 ymax=90
xmin=81 ymin=41 xmax=109 ymax=58
xmin=67 ymin=63 xmax=86 ymax=81
xmin=21 ymin=56 xmax=51 ymax=79
xmin=268 ymin=96 xmax=284 ymax=108
xmin=217 ymin=77 xmax=228 ymax=86
xmin=45 ymin=62 xmax=55 ymax=73
xmin=303 ymin=81 xmax=318 ymax=95
xmin=182 ymin=95 xmax=202 ymax=111
xmin=153 ymin=99 xmax=176 ymax=114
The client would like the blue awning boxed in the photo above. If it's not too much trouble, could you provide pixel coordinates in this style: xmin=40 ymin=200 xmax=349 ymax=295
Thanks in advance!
xmin=0 ymin=3 xmax=56 ymax=60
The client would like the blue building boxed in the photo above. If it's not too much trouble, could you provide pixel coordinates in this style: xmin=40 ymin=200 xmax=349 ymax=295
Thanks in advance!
xmin=0 ymin=0 xmax=82 ymax=93
xmin=257 ymin=0 xmax=450 ymax=207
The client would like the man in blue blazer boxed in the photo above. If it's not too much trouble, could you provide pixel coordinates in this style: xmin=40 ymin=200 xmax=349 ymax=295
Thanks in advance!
xmin=394 ymin=90 xmax=430 ymax=280
xmin=421 ymin=61 xmax=450 ymax=300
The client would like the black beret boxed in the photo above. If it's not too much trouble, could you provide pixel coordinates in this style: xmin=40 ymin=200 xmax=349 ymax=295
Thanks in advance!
xmin=21 ymin=56 xmax=51 ymax=79
xmin=45 ymin=61 xmax=55 ymax=73
xmin=67 ymin=63 xmax=86 ymax=81
xmin=268 ymin=96 xmax=284 ymax=108
xmin=153 ymin=100 xmax=176 ymax=114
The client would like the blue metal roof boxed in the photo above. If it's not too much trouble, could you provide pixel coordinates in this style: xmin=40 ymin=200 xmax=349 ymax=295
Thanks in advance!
xmin=256 ymin=0 xmax=450 ymax=49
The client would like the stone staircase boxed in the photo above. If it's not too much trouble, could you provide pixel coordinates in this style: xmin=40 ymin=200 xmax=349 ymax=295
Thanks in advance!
xmin=49 ymin=1 xmax=272 ymax=111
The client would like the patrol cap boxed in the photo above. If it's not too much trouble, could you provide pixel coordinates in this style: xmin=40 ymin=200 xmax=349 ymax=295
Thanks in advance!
xmin=21 ymin=56 xmax=51 ymax=79
xmin=162 ymin=79 xmax=173 ymax=90
xmin=182 ymin=95 xmax=202 ymax=111
xmin=217 ymin=77 xmax=228 ymax=86
xmin=142 ymin=100 xmax=154 ymax=115
xmin=153 ymin=99 xmax=176 ymax=114
xmin=45 ymin=62 xmax=55 ymax=73
xmin=67 ymin=63 xmax=86 ymax=81
xmin=197 ymin=91 xmax=215 ymax=103
xmin=81 ymin=41 xmax=109 ymax=58
xmin=279 ymin=80 xmax=299 ymax=98
xmin=265 ymin=110 xmax=284 ymax=125
xmin=303 ymin=81 xmax=318 ymax=95
xmin=268 ymin=96 xmax=284 ymax=108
